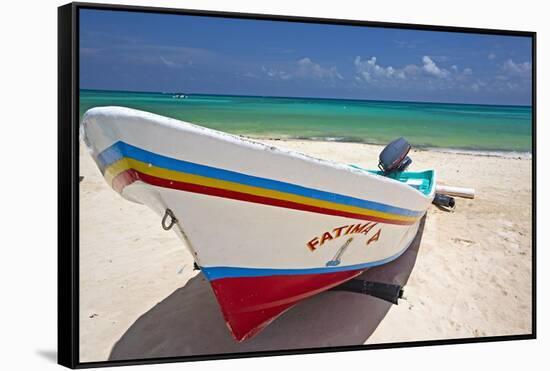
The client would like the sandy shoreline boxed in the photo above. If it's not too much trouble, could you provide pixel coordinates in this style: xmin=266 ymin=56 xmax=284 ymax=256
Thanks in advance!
xmin=79 ymin=139 xmax=532 ymax=362
xmin=247 ymin=136 xmax=533 ymax=159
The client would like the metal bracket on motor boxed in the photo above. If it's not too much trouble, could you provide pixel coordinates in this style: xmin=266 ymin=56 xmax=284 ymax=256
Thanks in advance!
xmin=161 ymin=208 xmax=178 ymax=231
xmin=330 ymin=280 xmax=404 ymax=305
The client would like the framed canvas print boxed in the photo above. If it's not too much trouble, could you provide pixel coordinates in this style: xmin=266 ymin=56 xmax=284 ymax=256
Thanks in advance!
xmin=58 ymin=2 xmax=536 ymax=368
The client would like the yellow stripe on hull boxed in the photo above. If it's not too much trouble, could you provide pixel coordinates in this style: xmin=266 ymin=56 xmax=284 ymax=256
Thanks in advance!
xmin=104 ymin=157 xmax=418 ymax=224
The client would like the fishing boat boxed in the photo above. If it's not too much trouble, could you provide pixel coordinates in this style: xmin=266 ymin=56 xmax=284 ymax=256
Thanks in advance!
xmin=81 ymin=106 xmax=441 ymax=341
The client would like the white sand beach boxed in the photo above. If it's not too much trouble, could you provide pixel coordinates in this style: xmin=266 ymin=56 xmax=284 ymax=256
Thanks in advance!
xmin=79 ymin=139 xmax=532 ymax=362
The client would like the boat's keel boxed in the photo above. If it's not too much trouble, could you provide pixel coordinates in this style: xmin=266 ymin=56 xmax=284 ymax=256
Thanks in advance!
xmin=330 ymin=279 xmax=404 ymax=305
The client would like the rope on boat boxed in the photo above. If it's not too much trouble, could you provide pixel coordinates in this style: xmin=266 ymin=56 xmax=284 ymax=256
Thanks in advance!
xmin=161 ymin=209 xmax=177 ymax=231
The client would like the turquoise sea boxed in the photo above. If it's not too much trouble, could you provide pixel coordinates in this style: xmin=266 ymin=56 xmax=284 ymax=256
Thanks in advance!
xmin=80 ymin=89 xmax=532 ymax=153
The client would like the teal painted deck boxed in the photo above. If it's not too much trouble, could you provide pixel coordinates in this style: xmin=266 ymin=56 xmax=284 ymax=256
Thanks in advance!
xmin=349 ymin=165 xmax=435 ymax=196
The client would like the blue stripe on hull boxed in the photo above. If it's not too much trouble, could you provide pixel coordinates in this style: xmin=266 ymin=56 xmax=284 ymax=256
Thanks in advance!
xmin=96 ymin=141 xmax=423 ymax=217
xmin=201 ymin=240 xmax=413 ymax=281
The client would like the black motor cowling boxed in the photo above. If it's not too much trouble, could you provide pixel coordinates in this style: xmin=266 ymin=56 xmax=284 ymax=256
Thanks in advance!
xmin=378 ymin=137 xmax=412 ymax=174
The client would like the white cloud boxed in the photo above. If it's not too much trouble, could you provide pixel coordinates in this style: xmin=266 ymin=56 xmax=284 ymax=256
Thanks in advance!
xmin=422 ymin=56 xmax=449 ymax=78
xmin=353 ymin=55 xmax=482 ymax=94
xmin=262 ymin=58 xmax=342 ymax=81
xmin=160 ymin=56 xmax=180 ymax=68
xmin=501 ymin=59 xmax=532 ymax=76
xmin=118 ymin=45 xmax=212 ymax=69
xmin=354 ymin=56 xmax=406 ymax=83
xmin=487 ymin=59 xmax=532 ymax=93
xmin=354 ymin=55 xmax=460 ymax=87
xmin=488 ymin=53 xmax=496 ymax=60
xmin=351 ymin=54 xmax=529 ymax=96
xmin=296 ymin=58 xmax=343 ymax=80
xmin=263 ymin=67 xmax=291 ymax=80
xmin=402 ymin=64 xmax=420 ymax=76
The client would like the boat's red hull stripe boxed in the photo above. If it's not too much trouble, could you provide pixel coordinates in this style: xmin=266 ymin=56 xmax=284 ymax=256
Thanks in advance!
xmin=112 ymin=168 xmax=414 ymax=226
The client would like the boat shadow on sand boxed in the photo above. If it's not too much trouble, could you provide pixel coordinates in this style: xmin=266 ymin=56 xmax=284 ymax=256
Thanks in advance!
xmin=109 ymin=216 xmax=427 ymax=361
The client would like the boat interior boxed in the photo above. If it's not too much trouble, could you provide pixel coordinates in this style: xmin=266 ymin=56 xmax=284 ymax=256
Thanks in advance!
xmin=350 ymin=165 xmax=435 ymax=196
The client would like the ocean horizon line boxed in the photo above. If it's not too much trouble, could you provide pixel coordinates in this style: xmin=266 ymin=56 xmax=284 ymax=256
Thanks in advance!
xmin=80 ymin=89 xmax=532 ymax=153
xmin=79 ymin=88 xmax=532 ymax=109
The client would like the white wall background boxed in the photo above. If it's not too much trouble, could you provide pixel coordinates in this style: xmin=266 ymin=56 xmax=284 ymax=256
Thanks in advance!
xmin=0 ymin=0 xmax=546 ymax=370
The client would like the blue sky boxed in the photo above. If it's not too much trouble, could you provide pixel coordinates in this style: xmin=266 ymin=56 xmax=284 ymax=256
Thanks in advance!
xmin=80 ymin=9 xmax=533 ymax=105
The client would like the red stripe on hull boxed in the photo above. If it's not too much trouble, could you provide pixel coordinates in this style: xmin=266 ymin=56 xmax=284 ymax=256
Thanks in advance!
xmin=111 ymin=168 xmax=140 ymax=194
xmin=111 ymin=168 xmax=415 ymax=225
xmin=209 ymin=269 xmax=365 ymax=341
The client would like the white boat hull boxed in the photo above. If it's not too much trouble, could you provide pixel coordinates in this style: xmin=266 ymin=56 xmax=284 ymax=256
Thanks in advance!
xmin=81 ymin=106 xmax=435 ymax=341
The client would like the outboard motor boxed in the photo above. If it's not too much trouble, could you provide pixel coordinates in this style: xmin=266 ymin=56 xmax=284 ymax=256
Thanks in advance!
xmin=378 ymin=137 xmax=412 ymax=174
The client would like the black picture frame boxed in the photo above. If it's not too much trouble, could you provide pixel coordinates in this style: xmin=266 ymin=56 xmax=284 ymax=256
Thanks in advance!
xmin=58 ymin=2 xmax=537 ymax=368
